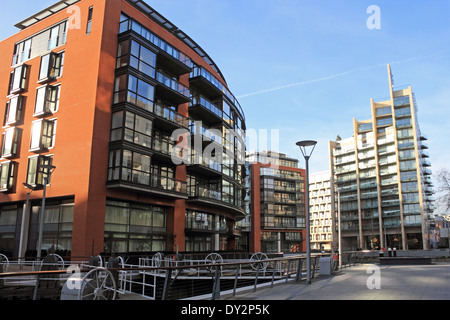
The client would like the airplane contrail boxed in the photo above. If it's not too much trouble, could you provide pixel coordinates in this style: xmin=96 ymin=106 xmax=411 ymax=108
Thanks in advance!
xmin=237 ymin=51 xmax=448 ymax=99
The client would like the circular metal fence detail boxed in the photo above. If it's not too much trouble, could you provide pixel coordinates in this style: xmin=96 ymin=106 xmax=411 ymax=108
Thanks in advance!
xmin=250 ymin=252 xmax=269 ymax=271
xmin=0 ymin=254 xmax=9 ymax=273
xmin=78 ymin=267 xmax=117 ymax=300
xmin=153 ymin=252 xmax=164 ymax=267
xmin=205 ymin=253 xmax=223 ymax=272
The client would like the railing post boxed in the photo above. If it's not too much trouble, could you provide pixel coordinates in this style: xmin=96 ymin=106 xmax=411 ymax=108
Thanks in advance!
xmin=286 ymin=260 xmax=291 ymax=283
xmin=271 ymin=260 xmax=277 ymax=288
xmin=162 ymin=268 xmax=172 ymax=300
xmin=296 ymin=258 xmax=303 ymax=282
xmin=232 ymin=264 xmax=239 ymax=296
xmin=254 ymin=263 xmax=259 ymax=292
xmin=212 ymin=267 xmax=221 ymax=300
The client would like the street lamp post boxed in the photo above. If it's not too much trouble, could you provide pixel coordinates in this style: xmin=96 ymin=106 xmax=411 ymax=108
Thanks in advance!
xmin=36 ymin=164 xmax=56 ymax=259
xmin=296 ymin=140 xmax=317 ymax=285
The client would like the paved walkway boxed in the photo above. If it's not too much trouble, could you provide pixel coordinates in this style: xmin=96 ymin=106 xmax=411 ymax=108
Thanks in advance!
xmin=223 ymin=262 xmax=450 ymax=300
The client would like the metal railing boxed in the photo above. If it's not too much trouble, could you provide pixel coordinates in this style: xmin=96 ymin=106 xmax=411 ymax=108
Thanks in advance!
xmin=0 ymin=252 xmax=362 ymax=301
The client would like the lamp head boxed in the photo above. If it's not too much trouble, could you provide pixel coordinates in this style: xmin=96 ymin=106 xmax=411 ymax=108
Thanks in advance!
xmin=296 ymin=140 xmax=317 ymax=158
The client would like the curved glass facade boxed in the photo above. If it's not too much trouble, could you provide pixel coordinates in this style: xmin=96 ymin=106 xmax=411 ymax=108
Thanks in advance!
xmin=106 ymin=12 xmax=246 ymax=253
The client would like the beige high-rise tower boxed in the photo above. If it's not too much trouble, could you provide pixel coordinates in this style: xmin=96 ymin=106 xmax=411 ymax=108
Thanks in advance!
xmin=329 ymin=65 xmax=434 ymax=251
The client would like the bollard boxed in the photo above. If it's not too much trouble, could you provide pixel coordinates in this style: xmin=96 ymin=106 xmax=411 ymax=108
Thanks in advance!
xmin=393 ymin=247 xmax=397 ymax=257
xmin=388 ymin=248 xmax=392 ymax=257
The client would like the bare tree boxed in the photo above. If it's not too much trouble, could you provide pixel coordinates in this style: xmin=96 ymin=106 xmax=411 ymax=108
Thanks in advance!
xmin=436 ymin=169 xmax=450 ymax=211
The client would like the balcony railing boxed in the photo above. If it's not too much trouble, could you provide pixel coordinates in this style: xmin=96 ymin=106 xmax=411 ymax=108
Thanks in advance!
xmin=119 ymin=16 xmax=192 ymax=68
xmin=154 ymin=101 xmax=189 ymax=128
xmin=156 ymin=70 xmax=190 ymax=98
xmin=190 ymin=153 xmax=223 ymax=173
xmin=150 ymin=174 xmax=187 ymax=194
xmin=188 ymin=184 xmax=221 ymax=201
xmin=190 ymin=95 xmax=223 ymax=119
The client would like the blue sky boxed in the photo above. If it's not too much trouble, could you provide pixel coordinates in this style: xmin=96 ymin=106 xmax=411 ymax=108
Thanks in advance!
xmin=1 ymin=0 xmax=450 ymax=177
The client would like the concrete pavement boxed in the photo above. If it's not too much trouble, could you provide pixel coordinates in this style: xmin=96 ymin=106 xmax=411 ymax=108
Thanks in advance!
xmin=222 ymin=262 xmax=450 ymax=300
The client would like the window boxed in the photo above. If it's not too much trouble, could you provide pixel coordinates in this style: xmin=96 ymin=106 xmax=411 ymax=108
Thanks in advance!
xmin=399 ymin=160 xmax=416 ymax=171
xmin=0 ymin=162 xmax=16 ymax=192
xmin=108 ymin=150 xmax=121 ymax=181
xmin=8 ymin=65 xmax=28 ymax=95
xmin=113 ymin=74 xmax=155 ymax=112
xmin=104 ymin=200 xmax=167 ymax=253
xmin=12 ymin=44 xmax=20 ymax=66
xmin=34 ymin=85 xmax=60 ymax=116
xmin=376 ymin=106 xmax=392 ymax=116
xmin=124 ymin=112 xmax=152 ymax=147
xmin=110 ymin=110 xmax=153 ymax=148
xmin=21 ymin=39 xmax=32 ymax=63
xmin=397 ymin=128 xmax=414 ymax=139
xmin=26 ymin=155 xmax=53 ymax=186
xmin=1 ymin=127 xmax=19 ymax=158
xmin=129 ymin=40 xmax=157 ymax=78
xmin=38 ymin=52 xmax=64 ymax=83
xmin=30 ymin=119 xmax=56 ymax=151
xmin=377 ymin=117 xmax=393 ymax=127
xmin=396 ymin=118 xmax=411 ymax=128
xmin=394 ymin=96 xmax=410 ymax=107
xmin=4 ymin=95 xmax=23 ymax=126
xmin=48 ymin=25 xmax=61 ymax=50
xmin=86 ymin=7 xmax=93 ymax=34
xmin=395 ymin=106 xmax=411 ymax=118
xmin=108 ymin=149 xmax=151 ymax=185
xmin=12 ymin=21 xmax=67 ymax=66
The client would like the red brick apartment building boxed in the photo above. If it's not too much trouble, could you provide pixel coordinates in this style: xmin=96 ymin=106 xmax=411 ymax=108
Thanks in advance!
xmin=0 ymin=0 xmax=247 ymax=258
xmin=240 ymin=152 xmax=307 ymax=254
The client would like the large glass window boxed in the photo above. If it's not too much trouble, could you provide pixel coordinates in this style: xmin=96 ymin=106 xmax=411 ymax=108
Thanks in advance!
xmin=110 ymin=111 xmax=152 ymax=148
xmin=376 ymin=106 xmax=392 ymax=116
xmin=119 ymin=14 xmax=191 ymax=67
xmin=47 ymin=21 xmax=67 ymax=50
xmin=30 ymin=119 xmax=56 ymax=151
xmin=4 ymin=95 xmax=23 ymax=126
xmin=30 ymin=201 xmax=73 ymax=254
xmin=0 ymin=162 xmax=16 ymax=192
xmin=377 ymin=117 xmax=393 ymax=127
xmin=26 ymin=155 xmax=53 ymax=186
xmin=21 ymin=39 xmax=32 ymax=63
xmin=397 ymin=128 xmax=414 ymax=139
xmin=113 ymin=74 xmax=155 ymax=112
xmin=395 ymin=106 xmax=411 ymax=117
xmin=104 ymin=200 xmax=167 ymax=253
xmin=394 ymin=96 xmax=410 ymax=107
xmin=1 ymin=127 xmax=19 ymax=158
xmin=130 ymin=40 xmax=156 ymax=78
xmin=399 ymin=160 xmax=416 ymax=171
xmin=9 ymin=65 xmax=28 ymax=94
xmin=38 ymin=52 xmax=64 ymax=82
xmin=122 ymin=149 xmax=151 ymax=185
xmin=34 ymin=85 xmax=60 ymax=115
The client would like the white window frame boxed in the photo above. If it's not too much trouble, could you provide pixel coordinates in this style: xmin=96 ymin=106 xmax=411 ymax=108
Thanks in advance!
xmin=4 ymin=95 xmax=23 ymax=126
xmin=30 ymin=119 xmax=57 ymax=151
xmin=34 ymin=84 xmax=61 ymax=116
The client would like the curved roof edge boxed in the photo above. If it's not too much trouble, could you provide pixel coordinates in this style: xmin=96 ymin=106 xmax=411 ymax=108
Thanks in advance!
xmin=14 ymin=0 xmax=227 ymax=86
xmin=15 ymin=0 xmax=81 ymax=30
xmin=126 ymin=0 xmax=227 ymax=85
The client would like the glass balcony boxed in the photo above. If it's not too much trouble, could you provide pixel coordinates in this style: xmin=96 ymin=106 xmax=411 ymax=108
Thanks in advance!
xmin=190 ymin=65 xmax=229 ymax=100
xmin=189 ymin=152 xmax=223 ymax=175
xmin=155 ymin=70 xmax=190 ymax=104
xmin=119 ymin=16 xmax=192 ymax=70
xmin=108 ymin=171 xmax=187 ymax=198
xmin=153 ymin=101 xmax=189 ymax=129
xmin=189 ymin=95 xmax=223 ymax=123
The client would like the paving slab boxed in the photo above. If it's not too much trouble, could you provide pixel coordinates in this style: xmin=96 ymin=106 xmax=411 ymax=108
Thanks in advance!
xmin=222 ymin=263 xmax=450 ymax=300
